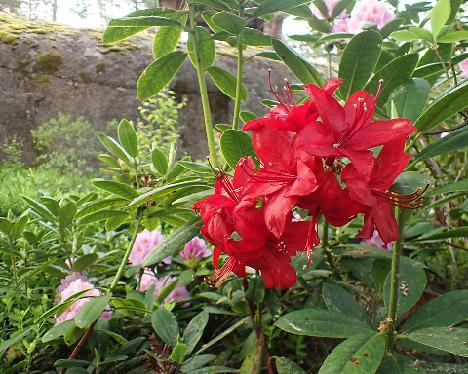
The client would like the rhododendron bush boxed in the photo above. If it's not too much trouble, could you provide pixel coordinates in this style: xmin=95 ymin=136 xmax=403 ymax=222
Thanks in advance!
xmin=1 ymin=0 xmax=467 ymax=372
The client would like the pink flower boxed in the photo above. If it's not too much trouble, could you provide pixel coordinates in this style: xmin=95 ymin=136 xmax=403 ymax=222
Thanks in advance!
xmin=56 ymin=273 xmax=111 ymax=325
xmin=129 ymin=229 xmax=170 ymax=266
xmin=332 ymin=15 xmax=351 ymax=33
xmin=139 ymin=272 xmax=190 ymax=305
xmin=459 ymin=58 xmax=468 ymax=78
xmin=180 ymin=237 xmax=211 ymax=260
xmin=347 ymin=0 xmax=395 ymax=33
xmin=361 ymin=230 xmax=393 ymax=251
xmin=311 ymin=0 xmax=343 ymax=19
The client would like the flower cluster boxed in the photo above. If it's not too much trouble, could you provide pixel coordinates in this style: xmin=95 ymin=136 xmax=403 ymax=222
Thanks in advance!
xmin=56 ymin=273 xmax=111 ymax=325
xmin=322 ymin=0 xmax=395 ymax=34
xmin=195 ymin=76 xmax=423 ymax=289
xmin=129 ymin=229 xmax=165 ymax=266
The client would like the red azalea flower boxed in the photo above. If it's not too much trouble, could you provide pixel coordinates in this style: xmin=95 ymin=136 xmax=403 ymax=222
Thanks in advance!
xmin=243 ymin=74 xmax=343 ymax=133
xmin=296 ymin=84 xmax=416 ymax=177
xmin=341 ymin=140 xmax=425 ymax=245
xmin=240 ymin=125 xmax=318 ymax=239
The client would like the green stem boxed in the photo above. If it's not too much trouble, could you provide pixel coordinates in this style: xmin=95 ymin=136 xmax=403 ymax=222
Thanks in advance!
xmin=109 ymin=210 xmax=143 ymax=291
xmin=188 ymin=7 xmax=218 ymax=167
xmin=232 ymin=7 xmax=245 ymax=129
xmin=385 ymin=208 xmax=404 ymax=352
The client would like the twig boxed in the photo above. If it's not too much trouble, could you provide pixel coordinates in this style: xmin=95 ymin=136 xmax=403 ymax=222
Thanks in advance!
xmin=68 ymin=321 xmax=96 ymax=360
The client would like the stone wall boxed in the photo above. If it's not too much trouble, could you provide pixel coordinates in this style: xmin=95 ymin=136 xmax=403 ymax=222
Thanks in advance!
xmin=0 ymin=13 xmax=304 ymax=162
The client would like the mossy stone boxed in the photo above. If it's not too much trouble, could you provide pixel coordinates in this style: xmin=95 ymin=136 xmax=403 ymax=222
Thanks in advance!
xmin=35 ymin=50 xmax=62 ymax=74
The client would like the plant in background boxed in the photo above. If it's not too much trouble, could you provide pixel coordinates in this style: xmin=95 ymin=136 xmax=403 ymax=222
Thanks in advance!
xmin=0 ymin=0 xmax=467 ymax=373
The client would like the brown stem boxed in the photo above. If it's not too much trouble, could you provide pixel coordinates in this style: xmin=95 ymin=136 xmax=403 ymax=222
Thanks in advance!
xmin=68 ymin=321 xmax=96 ymax=360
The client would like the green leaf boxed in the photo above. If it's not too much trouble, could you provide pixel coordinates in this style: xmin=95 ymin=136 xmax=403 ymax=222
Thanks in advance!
xmin=275 ymin=309 xmax=373 ymax=338
xmin=129 ymin=180 xmax=201 ymax=207
xmin=143 ymin=217 xmax=202 ymax=266
xmin=414 ymin=81 xmax=468 ymax=133
xmin=75 ymin=198 xmax=125 ymax=220
xmin=220 ymin=129 xmax=256 ymax=169
xmin=414 ymin=128 xmax=468 ymax=162
xmin=54 ymin=359 xmax=90 ymax=368
xmin=240 ymin=111 xmax=257 ymax=124
xmin=339 ymin=31 xmax=382 ymax=99
xmin=21 ymin=196 xmax=56 ymax=222
xmin=438 ymin=30 xmax=468 ymax=42
xmin=103 ymin=9 xmax=180 ymax=44
xmin=272 ymin=39 xmax=325 ymax=85
xmin=319 ymin=333 xmax=385 ymax=374
xmin=92 ymin=179 xmax=138 ymax=200
xmin=188 ymin=0 xmax=231 ymax=10
xmin=137 ymin=51 xmax=186 ymax=100
xmin=211 ymin=12 xmax=247 ymax=34
xmin=427 ymin=179 xmax=468 ymax=196
xmin=151 ymin=309 xmax=179 ymax=345
xmin=171 ymin=341 xmax=187 ymax=364
xmin=75 ymin=294 xmax=111 ymax=329
xmin=243 ymin=28 xmax=272 ymax=46
xmin=416 ymin=227 xmax=468 ymax=241
xmin=117 ymin=119 xmax=138 ymax=158
xmin=403 ymin=290 xmax=468 ymax=331
xmin=332 ymin=0 xmax=353 ymax=19
xmin=430 ymin=0 xmax=451 ymax=39
xmin=365 ymin=54 xmax=419 ymax=105
xmin=58 ymin=202 xmax=76 ymax=235
xmin=408 ymin=26 xmax=434 ymax=42
xmin=187 ymin=27 xmax=215 ymax=70
xmin=207 ymin=66 xmax=247 ymax=100
xmin=307 ymin=13 xmax=331 ymax=33
xmin=275 ymin=357 xmax=306 ymax=374
xmin=98 ymin=133 xmax=132 ymax=165
xmin=405 ymin=327 xmax=468 ymax=357
xmin=240 ymin=339 xmax=263 ymax=374
xmin=42 ymin=320 xmax=76 ymax=343
xmin=388 ymin=78 xmax=430 ymax=122
xmin=183 ymin=311 xmax=209 ymax=355
xmin=151 ymin=148 xmax=169 ymax=175
xmin=322 ymin=283 xmax=369 ymax=323
xmin=78 ymin=210 xmax=130 ymax=225
xmin=390 ymin=171 xmax=434 ymax=195
xmin=71 ymin=253 xmax=99 ymax=272
xmin=181 ymin=355 xmax=216 ymax=373
xmin=11 ymin=215 xmax=28 ymax=242
xmin=153 ymin=13 xmax=187 ymax=58
xmin=379 ymin=18 xmax=405 ymax=38
xmin=383 ymin=260 xmax=426 ymax=319
xmin=253 ymin=0 xmax=312 ymax=17
xmin=194 ymin=317 xmax=249 ymax=355
xmin=390 ymin=30 xmax=420 ymax=42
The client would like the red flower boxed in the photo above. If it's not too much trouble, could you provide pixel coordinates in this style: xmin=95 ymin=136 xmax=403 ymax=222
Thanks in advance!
xmin=243 ymin=75 xmax=343 ymax=133
xmin=341 ymin=140 xmax=424 ymax=245
xmin=241 ymin=126 xmax=318 ymax=239
xmin=296 ymin=85 xmax=416 ymax=177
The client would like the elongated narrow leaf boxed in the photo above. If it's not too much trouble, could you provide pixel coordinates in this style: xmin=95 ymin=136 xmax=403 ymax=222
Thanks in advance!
xmin=42 ymin=320 xmax=76 ymax=343
xmin=92 ymin=179 xmax=138 ymax=200
xmin=71 ymin=253 xmax=98 ymax=272
xmin=414 ymin=79 xmax=468 ymax=132
xmin=118 ymin=119 xmax=138 ymax=158
xmin=103 ymin=9 xmax=180 ymax=44
xmin=322 ymin=283 xmax=369 ymax=323
xmin=406 ymin=327 xmax=468 ymax=357
xmin=339 ymin=31 xmax=382 ymax=99
xmin=129 ymin=180 xmax=201 ymax=207
xmin=272 ymin=39 xmax=325 ymax=85
xmin=388 ymin=78 xmax=430 ymax=122
xmin=220 ymin=130 xmax=255 ymax=169
xmin=98 ymin=133 xmax=132 ymax=165
xmin=143 ymin=217 xmax=202 ymax=266
xmin=183 ymin=311 xmax=210 ymax=355
xmin=151 ymin=309 xmax=179 ymax=345
xmin=319 ymin=333 xmax=385 ymax=374
xmin=403 ymin=290 xmax=468 ymax=331
xmin=75 ymin=294 xmax=111 ymax=329
xmin=416 ymin=227 xmax=468 ymax=241
xmin=58 ymin=202 xmax=76 ymax=234
xmin=430 ymin=0 xmax=451 ymax=39
xmin=253 ymin=0 xmax=311 ymax=17
xmin=427 ymin=179 xmax=468 ymax=196
xmin=153 ymin=25 xmax=183 ymax=58
xmin=438 ymin=30 xmax=468 ymax=42
xmin=243 ymin=28 xmax=272 ymax=46
xmin=188 ymin=0 xmax=231 ymax=10
xmin=75 ymin=198 xmax=125 ymax=220
xmin=21 ymin=196 xmax=56 ymax=222
xmin=138 ymin=51 xmax=186 ymax=100
xmin=390 ymin=171 xmax=434 ymax=195
xmin=78 ymin=210 xmax=130 ymax=225
xmin=275 ymin=309 xmax=373 ymax=338
xmin=207 ymin=66 xmax=247 ymax=100
xmin=383 ymin=260 xmax=426 ymax=319
xmin=275 ymin=357 xmax=306 ymax=374
xmin=414 ymin=128 xmax=468 ymax=162
xmin=365 ymin=54 xmax=419 ymax=105
xmin=187 ymin=27 xmax=215 ymax=70
xmin=211 ymin=12 xmax=247 ymax=34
